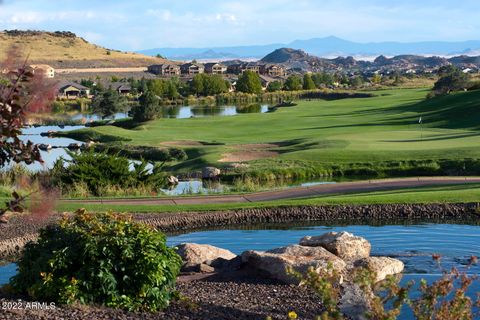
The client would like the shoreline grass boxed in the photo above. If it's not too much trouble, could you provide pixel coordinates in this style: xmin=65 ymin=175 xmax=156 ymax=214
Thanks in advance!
xmin=56 ymin=183 xmax=480 ymax=213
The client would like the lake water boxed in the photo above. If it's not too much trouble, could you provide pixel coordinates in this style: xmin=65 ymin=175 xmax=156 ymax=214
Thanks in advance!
xmin=67 ymin=104 xmax=270 ymax=122
xmin=1 ymin=223 xmax=478 ymax=319
xmin=14 ymin=104 xmax=271 ymax=171
xmin=166 ymin=223 xmax=480 ymax=276
xmin=166 ymin=222 xmax=480 ymax=319
xmin=160 ymin=179 xmax=337 ymax=196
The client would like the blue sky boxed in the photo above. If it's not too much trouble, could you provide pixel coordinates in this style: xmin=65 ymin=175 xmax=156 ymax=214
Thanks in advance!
xmin=0 ymin=0 xmax=479 ymax=50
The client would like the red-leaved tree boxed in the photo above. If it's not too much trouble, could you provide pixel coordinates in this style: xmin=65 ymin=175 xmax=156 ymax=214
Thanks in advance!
xmin=0 ymin=46 xmax=56 ymax=222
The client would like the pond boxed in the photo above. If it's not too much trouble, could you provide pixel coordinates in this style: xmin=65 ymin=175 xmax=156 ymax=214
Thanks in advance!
xmin=64 ymin=104 xmax=270 ymax=122
xmin=166 ymin=222 xmax=480 ymax=319
xmin=160 ymin=179 xmax=337 ymax=196
xmin=1 ymin=222 xmax=479 ymax=318
xmin=153 ymin=104 xmax=270 ymax=119
xmin=14 ymin=103 xmax=271 ymax=171
xmin=166 ymin=223 xmax=480 ymax=276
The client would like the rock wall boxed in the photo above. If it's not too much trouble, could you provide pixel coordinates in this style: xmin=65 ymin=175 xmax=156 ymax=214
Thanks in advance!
xmin=1 ymin=203 xmax=479 ymax=260
xmin=139 ymin=203 xmax=480 ymax=233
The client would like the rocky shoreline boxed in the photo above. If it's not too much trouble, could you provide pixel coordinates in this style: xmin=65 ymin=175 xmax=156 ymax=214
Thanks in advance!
xmin=1 ymin=203 xmax=479 ymax=261
xmin=136 ymin=203 xmax=480 ymax=233
xmin=1 ymin=230 xmax=403 ymax=320
xmin=0 ymin=203 xmax=479 ymax=319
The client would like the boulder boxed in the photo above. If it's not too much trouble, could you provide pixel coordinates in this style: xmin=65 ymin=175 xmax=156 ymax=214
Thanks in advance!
xmin=67 ymin=143 xmax=82 ymax=150
xmin=202 ymin=167 xmax=221 ymax=179
xmin=207 ymin=256 xmax=243 ymax=271
xmin=181 ymin=263 xmax=215 ymax=273
xmin=339 ymin=283 xmax=371 ymax=320
xmin=176 ymin=243 xmax=237 ymax=270
xmin=354 ymin=257 xmax=404 ymax=282
xmin=167 ymin=176 xmax=179 ymax=185
xmin=241 ymin=245 xmax=346 ymax=284
xmin=300 ymin=232 xmax=371 ymax=261
xmin=38 ymin=144 xmax=52 ymax=151
xmin=81 ymin=141 xmax=95 ymax=150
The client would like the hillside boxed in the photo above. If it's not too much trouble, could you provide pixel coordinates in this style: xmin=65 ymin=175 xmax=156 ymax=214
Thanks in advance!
xmin=0 ymin=30 xmax=172 ymax=68
xmin=260 ymin=48 xmax=365 ymax=71
xmin=259 ymin=47 xmax=480 ymax=72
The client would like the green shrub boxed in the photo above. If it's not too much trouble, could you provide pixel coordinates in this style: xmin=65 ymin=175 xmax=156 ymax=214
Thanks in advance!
xmin=11 ymin=210 xmax=182 ymax=311
xmin=54 ymin=151 xmax=166 ymax=196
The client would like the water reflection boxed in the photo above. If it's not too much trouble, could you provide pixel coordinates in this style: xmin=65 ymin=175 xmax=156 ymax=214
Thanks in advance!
xmin=161 ymin=179 xmax=336 ymax=196
xmin=161 ymin=180 xmax=227 ymax=196
xmin=157 ymin=104 xmax=269 ymax=119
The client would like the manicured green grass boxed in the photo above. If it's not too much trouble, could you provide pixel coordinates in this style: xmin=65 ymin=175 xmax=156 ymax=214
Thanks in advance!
xmin=57 ymin=183 xmax=480 ymax=213
xmin=61 ymin=88 xmax=480 ymax=175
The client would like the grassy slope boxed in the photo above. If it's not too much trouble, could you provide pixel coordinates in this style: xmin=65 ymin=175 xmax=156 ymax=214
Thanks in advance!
xmin=65 ymin=88 xmax=480 ymax=171
xmin=56 ymin=183 xmax=480 ymax=213
xmin=0 ymin=32 xmax=170 ymax=68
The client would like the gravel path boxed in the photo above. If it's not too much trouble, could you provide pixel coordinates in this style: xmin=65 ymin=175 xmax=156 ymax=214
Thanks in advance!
xmin=0 ymin=271 xmax=324 ymax=320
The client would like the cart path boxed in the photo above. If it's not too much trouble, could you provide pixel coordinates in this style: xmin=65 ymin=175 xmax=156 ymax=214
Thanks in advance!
xmin=60 ymin=177 xmax=480 ymax=206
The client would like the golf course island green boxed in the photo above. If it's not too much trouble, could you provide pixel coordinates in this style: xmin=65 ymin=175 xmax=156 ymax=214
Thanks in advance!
xmin=58 ymin=88 xmax=480 ymax=180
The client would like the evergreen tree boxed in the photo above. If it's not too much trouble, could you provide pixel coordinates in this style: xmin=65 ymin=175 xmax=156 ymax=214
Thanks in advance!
xmin=267 ymin=81 xmax=283 ymax=92
xmin=433 ymin=67 xmax=469 ymax=95
xmin=303 ymin=74 xmax=316 ymax=90
xmin=91 ymin=88 xmax=126 ymax=119
xmin=236 ymin=71 xmax=263 ymax=94
xmin=130 ymin=90 xmax=161 ymax=122
xmin=284 ymin=75 xmax=303 ymax=91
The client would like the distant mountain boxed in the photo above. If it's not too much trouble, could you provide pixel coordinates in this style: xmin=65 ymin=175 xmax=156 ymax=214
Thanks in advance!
xmin=261 ymin=48 xmax=311 ymax=63
xmin=170 ymin=49 xmax=240 ymax=61
xmin=139 ymin=36 xmax=480 ymax=61
xmin=259 ymin=48 xmax=480 ymax=73
xmin=139 ymin=43 xmax=283 ymax=61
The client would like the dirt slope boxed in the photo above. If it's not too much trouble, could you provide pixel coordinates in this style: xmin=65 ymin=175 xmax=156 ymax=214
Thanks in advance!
xmin=0 ymin=30 xmax=173 ymax=68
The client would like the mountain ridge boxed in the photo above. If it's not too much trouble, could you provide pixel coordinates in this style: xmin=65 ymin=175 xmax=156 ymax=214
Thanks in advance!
xmin=139 ymin=36 xmax=480 ymax=61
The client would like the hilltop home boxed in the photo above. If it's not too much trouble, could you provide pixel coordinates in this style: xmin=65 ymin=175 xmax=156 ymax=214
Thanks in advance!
xmin=57 ymin=81 xmax=90 ymax=99
xmin=27 ymin=64 xmax=55 ymax=78
xmin=147 ymin=64 xmax=181 ymax=76
xmin=260 ymin=64 xmax=286 ymax=77
xmin=204 ymin=63 xmax=227 ymax=74
xmin=180 ymin=63 xmax=205 ymax=75
xmin=227 ymin=62 xmax=260 ymax=75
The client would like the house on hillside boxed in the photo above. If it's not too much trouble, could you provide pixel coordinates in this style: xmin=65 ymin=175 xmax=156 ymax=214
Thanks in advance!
xmin=227 ymin=62 xmax=260 ymax=75
xmin=180 ymin=63 xmax=205 ymax=75
xmin=204 ymin=62 xmax=227 ymax=74
xmin=57 ymin=82 xmax=91 ymax=99
xmin=147 ymin=64 xmax=181 ymax=76
xmin=111 ymin=82 xmax=132 ymax=95
xmin=26 ymin=64 xmax=55 ymax=78
xmin=260 ymin=64 xmax=286 ymax=77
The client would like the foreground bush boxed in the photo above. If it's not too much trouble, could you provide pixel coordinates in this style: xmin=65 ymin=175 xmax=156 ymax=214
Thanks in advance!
xmin=11 ymin=210 xmax=182 ymax=311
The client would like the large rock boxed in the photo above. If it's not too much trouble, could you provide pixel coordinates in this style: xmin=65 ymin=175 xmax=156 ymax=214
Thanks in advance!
xmin=300 ymin=232 xmax=371 ymax=261
xmin=241 ymin=245 xmax=346 ymax=284
xmin=176 ymin=243 xmax=237 ymax=269
xmin=355 ymin=257 xmax=404 ymax=282
xmin=202 ymin=167 xmax=221 ymax=179
xmin=339 ymin=283 xmax=371 ymax=320
xmin=167 ymin=176 xmax=179 ymax=185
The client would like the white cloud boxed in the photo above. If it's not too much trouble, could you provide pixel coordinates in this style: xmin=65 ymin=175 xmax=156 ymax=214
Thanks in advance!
xmin=1 ymin=0 xmax=480 ymax=50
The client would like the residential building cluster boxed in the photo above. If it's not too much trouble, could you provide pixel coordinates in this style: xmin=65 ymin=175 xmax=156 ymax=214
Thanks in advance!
xmin=147 ymin=62 xmax=286 ymax=77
